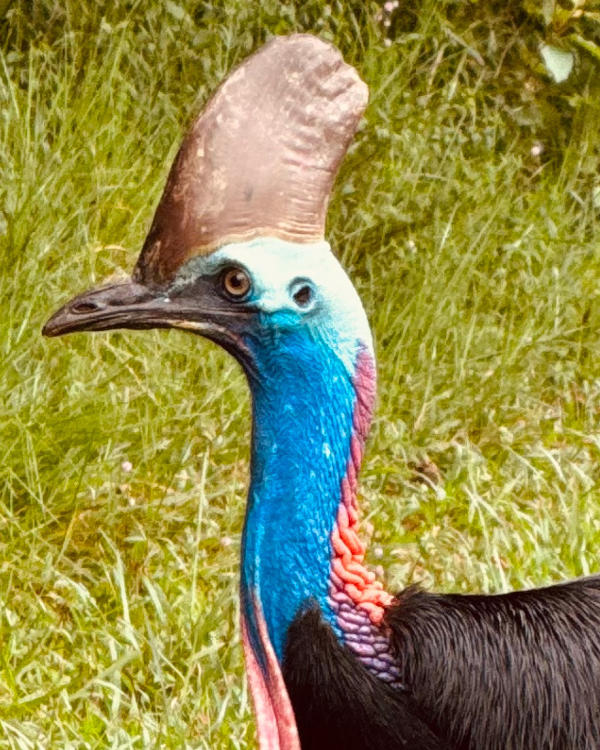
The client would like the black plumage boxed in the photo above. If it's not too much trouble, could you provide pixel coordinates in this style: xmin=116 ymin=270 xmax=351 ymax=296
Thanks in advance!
xmin=284 ymin=578 xmax=600 ymax=749
xmin=284 ymin=605 xmax=447 ymax=750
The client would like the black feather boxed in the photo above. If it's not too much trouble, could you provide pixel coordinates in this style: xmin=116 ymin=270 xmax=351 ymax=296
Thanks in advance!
xmin=283 ymin=604 xmax=452 ymax=749
xmin=283 ymin=578 xmax=600 ymax=749
xmin=387 ymin=579 xmax=600 ymax=749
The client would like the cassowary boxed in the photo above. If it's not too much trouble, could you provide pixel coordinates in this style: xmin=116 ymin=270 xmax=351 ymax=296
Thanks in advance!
xmin=44 ymin=34 xmax=600 ymax=750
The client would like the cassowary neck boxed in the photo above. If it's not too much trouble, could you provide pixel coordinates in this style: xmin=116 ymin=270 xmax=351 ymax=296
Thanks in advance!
xmin=240 ymin=323 xmax=397 ymax=746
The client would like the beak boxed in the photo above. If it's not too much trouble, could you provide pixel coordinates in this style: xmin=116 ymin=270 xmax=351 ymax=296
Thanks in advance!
xmin=42 ymin=277 xmax=256 ymax=372
xmin=42 ymin=280 xmax=179 ymax=337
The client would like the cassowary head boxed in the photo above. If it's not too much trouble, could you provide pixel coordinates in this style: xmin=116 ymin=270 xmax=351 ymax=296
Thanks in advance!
xmin=44 ymin=35 xmax=371 ymax=383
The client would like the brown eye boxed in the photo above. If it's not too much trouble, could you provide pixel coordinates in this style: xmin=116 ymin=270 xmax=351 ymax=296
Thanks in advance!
xmin=222 ymin=267 xmax=251 ymax=299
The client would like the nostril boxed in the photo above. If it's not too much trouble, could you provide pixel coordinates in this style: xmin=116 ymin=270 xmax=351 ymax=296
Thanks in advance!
xmin=72 ymin=301 xmax=100 ymax=314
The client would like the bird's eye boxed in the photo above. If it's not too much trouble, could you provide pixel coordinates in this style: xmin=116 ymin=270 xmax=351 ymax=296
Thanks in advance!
xmin=222 ymin=267 xmax=251 ymax=299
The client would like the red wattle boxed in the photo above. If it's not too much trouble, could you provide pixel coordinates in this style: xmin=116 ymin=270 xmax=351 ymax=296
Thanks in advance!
xmin=241 ymin=603 xmax=300 ymax=750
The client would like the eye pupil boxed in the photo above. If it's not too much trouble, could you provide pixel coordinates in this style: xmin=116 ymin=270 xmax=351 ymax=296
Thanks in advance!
xmin=223 ymin=268 xmax=250 ymax=298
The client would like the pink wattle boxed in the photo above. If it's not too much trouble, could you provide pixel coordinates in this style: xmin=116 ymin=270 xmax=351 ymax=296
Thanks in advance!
xmin=241 ymin=604 xmax=300 ymax=750
xmin=329 ymin=350 xmax=392 ymax=626
xmin=327 ymin=350 xmax=401 ymax=686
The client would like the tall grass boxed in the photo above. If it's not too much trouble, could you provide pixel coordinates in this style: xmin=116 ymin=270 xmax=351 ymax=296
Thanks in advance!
xmin=1 ymin=1 xmax=599 ymax=747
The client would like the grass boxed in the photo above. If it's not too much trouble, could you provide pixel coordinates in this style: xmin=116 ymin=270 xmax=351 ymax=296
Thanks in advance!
xmin=1 ymin=0 xmax=599 ymax=747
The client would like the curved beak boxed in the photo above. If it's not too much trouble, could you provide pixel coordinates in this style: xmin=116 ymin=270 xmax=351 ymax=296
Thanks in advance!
xmin=42 ymin=277 xmax=256 ymax=372
xmin=42 ymin=280 xmax=181 ymax=337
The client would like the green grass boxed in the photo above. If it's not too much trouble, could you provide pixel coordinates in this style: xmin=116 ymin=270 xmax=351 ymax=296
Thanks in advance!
xmin=1 ymin=1 xmax=599 ymax=747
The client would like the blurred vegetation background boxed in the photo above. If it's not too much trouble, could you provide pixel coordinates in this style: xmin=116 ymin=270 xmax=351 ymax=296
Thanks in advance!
xmin=1 ymin=1 xmax=599 ymax=747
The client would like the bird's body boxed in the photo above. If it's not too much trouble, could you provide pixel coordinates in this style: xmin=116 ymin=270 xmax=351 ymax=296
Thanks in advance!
xmin=286 ymin=572 xmax=600 ymax=749
xmin=44 ymin=34 xmax=600 ymax=749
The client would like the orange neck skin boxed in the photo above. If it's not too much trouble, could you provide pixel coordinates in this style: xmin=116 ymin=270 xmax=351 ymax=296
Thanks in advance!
xmin=329 ymin=440 xmax=393 ymax=626
xmin=327 ymin=351 xmax=401 ymax=685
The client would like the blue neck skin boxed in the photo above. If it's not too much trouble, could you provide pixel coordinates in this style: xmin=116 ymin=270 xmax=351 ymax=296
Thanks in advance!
xmin=240 ymin=311 xmax=362 ymax=664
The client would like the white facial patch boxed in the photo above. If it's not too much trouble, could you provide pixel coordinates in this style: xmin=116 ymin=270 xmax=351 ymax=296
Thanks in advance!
xmin=174 ymin=237 xmax=374 ymax=370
